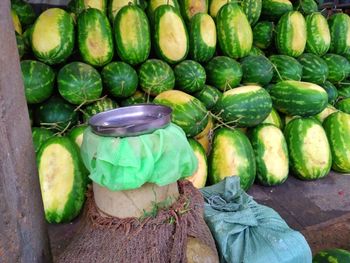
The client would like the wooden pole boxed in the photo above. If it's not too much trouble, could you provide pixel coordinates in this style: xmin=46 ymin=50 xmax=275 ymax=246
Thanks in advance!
xmin=0 ymin=1 xmax=52 ymax=262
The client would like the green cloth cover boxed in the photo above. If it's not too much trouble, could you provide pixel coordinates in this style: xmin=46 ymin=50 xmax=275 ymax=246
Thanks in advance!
xmin=81 ymin=123 xmax=198 ymax=191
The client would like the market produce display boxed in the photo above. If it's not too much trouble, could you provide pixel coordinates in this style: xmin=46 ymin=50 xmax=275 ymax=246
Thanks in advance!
xmin=13 ymin=0 xmax=350 ymax=223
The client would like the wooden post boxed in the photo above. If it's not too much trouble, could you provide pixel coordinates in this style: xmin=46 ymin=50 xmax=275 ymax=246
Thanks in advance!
xmin=0 ymin=1 xmax=52 ymax=262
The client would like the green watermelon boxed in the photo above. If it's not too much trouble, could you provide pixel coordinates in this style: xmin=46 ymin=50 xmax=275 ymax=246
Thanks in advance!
xmin=11 ymin=9 xmax=22 ymax=35
xmin=241 ymin=0 xmax=262 ymax=26
xmin=323 ymin=54 xmax=350 ymax=83
xmin=139 ymin=59 xmax=175 ymax=96
xmin=179 ymin=0 xmax=208 ymax=24
xmin=213 ymin=85 xmax=272 ymax=127
xmin=217 ymin=3 xmax=253 ymax=59
xmin=37 ymin=136 xmax=87 ymax=223
xmin=154 ymin=90 xmax=208 ymax=137
xmin=276 ymin=11 xmax=307 ymax=57
xmin=35 ymin=97 xmax=78 ymax=132
xmin=32 ymin=8 xmax=74 ymax=65
xmin=68 ymin=125 xmax=88 ymax=148
xmin=261 ymin=0 xmax=293 ymax=20
xmin=249 ymin=46 xmax=265 ymax=56
xmin=284 ymin=117 xmax=332 ymax=180
xmin=108 ymin=0 xmax=140 ymax=22
xmin=328 ymin=13 xmax=350 ymax=55
xmin=262 ymin=108 xmax=283 ymax=129
xmin=82 ymin=97 xmax=118 ymax=122
xmin=298 ymin=53 xmax=329 ymax=84
xmin=253 ymin=21 xmax=274 ymax=49
xmin=77 ymin=8 xmax=114 ymax=67
xmin=21 ymin=60 xmax=55 ymax=104
xmin=187 ymin=138 xmax=208 ymax=188
xmin=32 ymin=127 xmax=55 ymax=153
xmin=16 ymin=33 xmax=25 ymax=58
xmin=188 ymin=13 xmax=217 ymax=63
xmin=313 ymin=248 xmax=350 ymax=263
xmin=208 ymin=0 xmax=233 ymax=19
xmin=205 ymin=56 xmax=242 ymax=91
xmin=294 ymin=0 xmax=318 ymax=15
xmin=58 ymin=62 xmax=103 ymax=105
xmin=270 ymin=81 xmax=328 ymax=116
xmin=120 ymin=90 xmax=148 ymax=106
xmin=249 ymin=124 xmax=289 ymax=186
xmin=315 ymin=104 xmax=338 ymax=123
xmin=193 ymin=85 xmax=222 ymax=110
xmin=22 ymin=25 xmax=33 ymax=51
xmin=209 ymin=128 xmax=256 ymax=190
xmin=269 ymin=55 xmax=303 ymax=82
xmin=321 ymin=81 xmax=338 ymax=104
xmin=67 ymin=0 xmax=107 ymax=15
xmin=174 ymin=60 xmax=206 ymax=93
xmin=241 ymin=55 xmax=274 ymax=85
xmin=114 ymin=5 xmax=150 ymax=65
xmin=337 ymin=84 xmax=350 ymax=99
xmin=11 ymin=0 xmax=36 ymax=26
xmin=102 ymin=62 xmax=138 ymax=99
xmin=323 ymin=111 xmax=350 ymax=172
xmin=147 ymin=0 xmax=180 ymax=22
xmin=336 ymin=98 xmax=350 ymax=114
xmin=305 ymin=12 xmax=331 ymax=56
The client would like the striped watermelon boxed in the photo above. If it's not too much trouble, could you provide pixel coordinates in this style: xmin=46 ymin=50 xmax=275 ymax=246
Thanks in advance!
xmin=217 ymin=3 xmax=253 ymax=59
xmin=241 ymin=0 xmax=262 ymax=26
xmin=179 ymin=0 xmax=208 ymax=24
xmin=121 ymin=90 xmax=148 ymax=106
xmin=209 ymin=128 xmax=256 ymax=190
xmin=298 ymin=53 xmax=329 ymax=84
xmin=16 ymin=33 xmax=25 ymax=58
xmin=262 ymin=108 xmax=283 ymax=129
xmin=208 ymin=0 xmax=233 ymax=19
xmin=294 ymin=0 xmax=318 ymax=15
xmin=323 ymin=54 xmax=350 ymax=83
xmin=269 ymin=55 xmax=303 ymax=82
xmin=68 ymin=125 xmax=88 ymax=148
xmin=58 ymin=62 xmax=103 ymax=105
xmin=249 ymin=46 xmax=265 ymax=56
xmin=336 ymin=98 xmax=350 ymax=114
xmin=323 ymin=111 xmax=350 ymax=173
xmin=174 ymin=60 xmax=206 ymax=93
xmin=261 ymin=0 xmax=293 ymax=20
xmin=82 ymin=97 xmax=118 ymax=122
xmin=77 ymin=8 xmax=114 ymax=67
xmin=68 ymin=0 xmax=108 ymax=15
xmin=154 ymin=90 xmax=208 ymax=137
xmin=213 ymin=85 xmax=272 ymax=127
xmin=188 ymin=13 xmax=217 ymax=63
xmin=114 ymin=5 xmax=150 ymax=65
xmin=147 ymin=0 xmax=180 ymax=22
xmin=194 ymin=85 xmax=222 ymax=110
xmin=337 ymin=84 xmax=350 ymax=99
xmin=187 ymin=138 xmax=208 ymax=188
xmin=284 ymin=117 xmax=332 ymax=180
xmin=250 ymin=124 xmax=289 ymax=186
xmin=139 ymin=59 xmax=175 ymax=96
xmin=328 ymin=13 xmax=350 ymax=55
xmin=313 ymin=249 xmax=350 ymax=263
xmin=253 ymin=21 xmax=274 ymax=49
xmin=32 ymin=8 xmax=74 ymax=65
xmin=276 ymin=11 xmax=306 ymax=57
xmin=315 ymin=104 xmax=338 ymax=123
xmin=305 ymin=12 xmax=331 ymax=56
xmin=321 ymin=81 xmax=338 ymax=105
xmin=102 ymin=62 xmax=138 ymax=98
xmin=270 ymin=81 xmax=328 ymax=117
xmin=205 ymin=56 xmax=242 ymax=91
xmin=241 ymin=55 xmax=274 ymax=85
xmin=22 ymin=25 xmax=33 ymax=51
xmin=11 ymin=0 xmax=36 ymax=26
xmin=108 ymin=0 xmax=140 ymax=22
xmin=32 ymin=127 xmax=55 ymax=153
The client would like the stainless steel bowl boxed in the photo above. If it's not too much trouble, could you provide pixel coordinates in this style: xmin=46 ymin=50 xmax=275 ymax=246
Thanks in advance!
xmin=89 ymin=104 xmax=172 ymax=137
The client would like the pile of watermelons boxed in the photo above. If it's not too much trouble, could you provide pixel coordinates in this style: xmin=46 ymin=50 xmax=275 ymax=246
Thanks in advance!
xmin=12 ymin=0 xmax=350 ymax=223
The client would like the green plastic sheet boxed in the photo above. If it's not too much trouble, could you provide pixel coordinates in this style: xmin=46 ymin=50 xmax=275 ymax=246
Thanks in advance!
xmin=81 ymin=123 xmax=198 ymax=191
xmin=200 ymin=177 xmax=312 ymax=263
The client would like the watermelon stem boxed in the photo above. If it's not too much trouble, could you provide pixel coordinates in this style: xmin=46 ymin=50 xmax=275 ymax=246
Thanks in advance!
xmin=271 ymin=63 xmax=284 ymax=82
xmin=209 ymin=111 xmax=240 ymax=131
xmin=74 ymin=95 xmax=108 ymax=113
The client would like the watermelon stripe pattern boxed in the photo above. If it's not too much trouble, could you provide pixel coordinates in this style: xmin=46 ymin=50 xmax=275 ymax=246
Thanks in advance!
xmin=298 ymin=53 xmax=329 ymax=84
xmin=241 ymin=0 xmax=262 ymax=26
xmin=269 ymin=55 xmax=303 ymax=82
xmin=329 ymin=13 xmax=350 ymax=55
xmin=323 ymin=53 xmax=350 ymax=83
xmin=174 ymin=60 xmax=206 ymax=93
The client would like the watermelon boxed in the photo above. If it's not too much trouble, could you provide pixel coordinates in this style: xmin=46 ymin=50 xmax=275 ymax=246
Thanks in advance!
xmin=37 ymin=136 xmax=87 ymax=223
xmin=114 ymin=5 xmax=150 ymax=65
xmin=321 ymin=81 xmax=338 ymax=105
xmin=315 ymin=104 xmax=338 ymax=123
xmin=336 ymin=98 xmax=350 ymax=114
xmin=209 ymin=128 xmax=256 ymax=190
xmin=120 ymin=90 xmax=148 ymax=106
xmin=284 ymin=115 xmax=297 ymax=126
xmin=77 ymin=8 xmax=114 ymax=67
xmin=208 ymin=0 xmax=233 ymax=19
xmin=154 ymin=90 xmax=208 ymax=137
xmin=323 ymin=111 xmax=350 ymax=172
xmin=205 ymin=56 xmax=242 ymax=91
xmin=298 ymin=53 xmax=329 ymax=84
xmin=284 ymin=117 xmax=332 ymax=180
xmin=21 ymin=60 xmax=55 ymax=104
xmin=102 ymin=62 xmax=138 ymax=99
xmin=58 ymin=62 xmax=103 ymax=105
xmin=269 ymin=55 xmax=303 ymax=82
xmin=22 ymin=25 xmax=33 ymax=51
xmin=82 ymin=97 xmax=118 ymax=122
xmin=323 ymin=54 xmax=350 ymax=83
xmin=108 ymin=0 xmax=140 ymax=22
xmin=241 ymin=0 xmax=262 ymax=26
xmin=241 ymin=55 xmax=274 ymax=85
xmin=179 ymin=0 xmax=208 ymax=24
xmin=313 ymin=248 xmax=350 ymax=263
xmin=193 ymin=85 xmax=222 ymax=110
xmin=11 ymin=0 xmax=36 ymax=26
xmin=262 ymin=108 xmax=283 ymax=129
xmin=11 ymin=9 xmax=22 ymax=35
xmin=253 ymin=21 xmax=274 ymax=49
xmin=147 ymin=0 xmax=180 ymax=22
xmin=249 ymin=124 xmax=288 ymax=186
xmin=32 ymin=127 xmax=55 ymax=153
xmin=305 ymin=12 xmax=331 ymax=56
xmin=217 ymin=3 xmax=253 ymax=59
xmin=275 ymin=11 xmax=307 ymax=57
xmin=270 ymin=81 xmax=328 ymax=116
xmin=188 ymin=13 xmax=217 ymax=63
xmin=68 ymin=125 xmax=88 ymax=148
xmin=328 ymin=13 xmax=350 ymax=55
xmin=32 ymin=8 xmax=74 ymax=65
xmin=35 ymin=97 xmax=78 ymax=132
xmin=67 ymin=0 xmax=107 ymax=15
xmin=153 ymin=5 xmax=188 ymax=64
xmin=16 ymin=33 xmax=25 ymax=58
xmin=213 ymin=85 xmax=272 ymax=127
xmin=174 ymin=60 xmax=206 ymax=93
xmin=194 ymin=114 xmax=214 ymax=139
xmin=337 ymin=84 xmax=350 ymax=99
xmin=261 ymin=0 xmax=293 ymax=20
xmin=249 ymin=46 xmax=265 ymax=56
xmin=187 ymin=138 xmax=208 ymax=188
xmin=139 ymin=59 xmax=175 ymax=96
xmin=294 ymin=0 xmax=318 ymax=15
